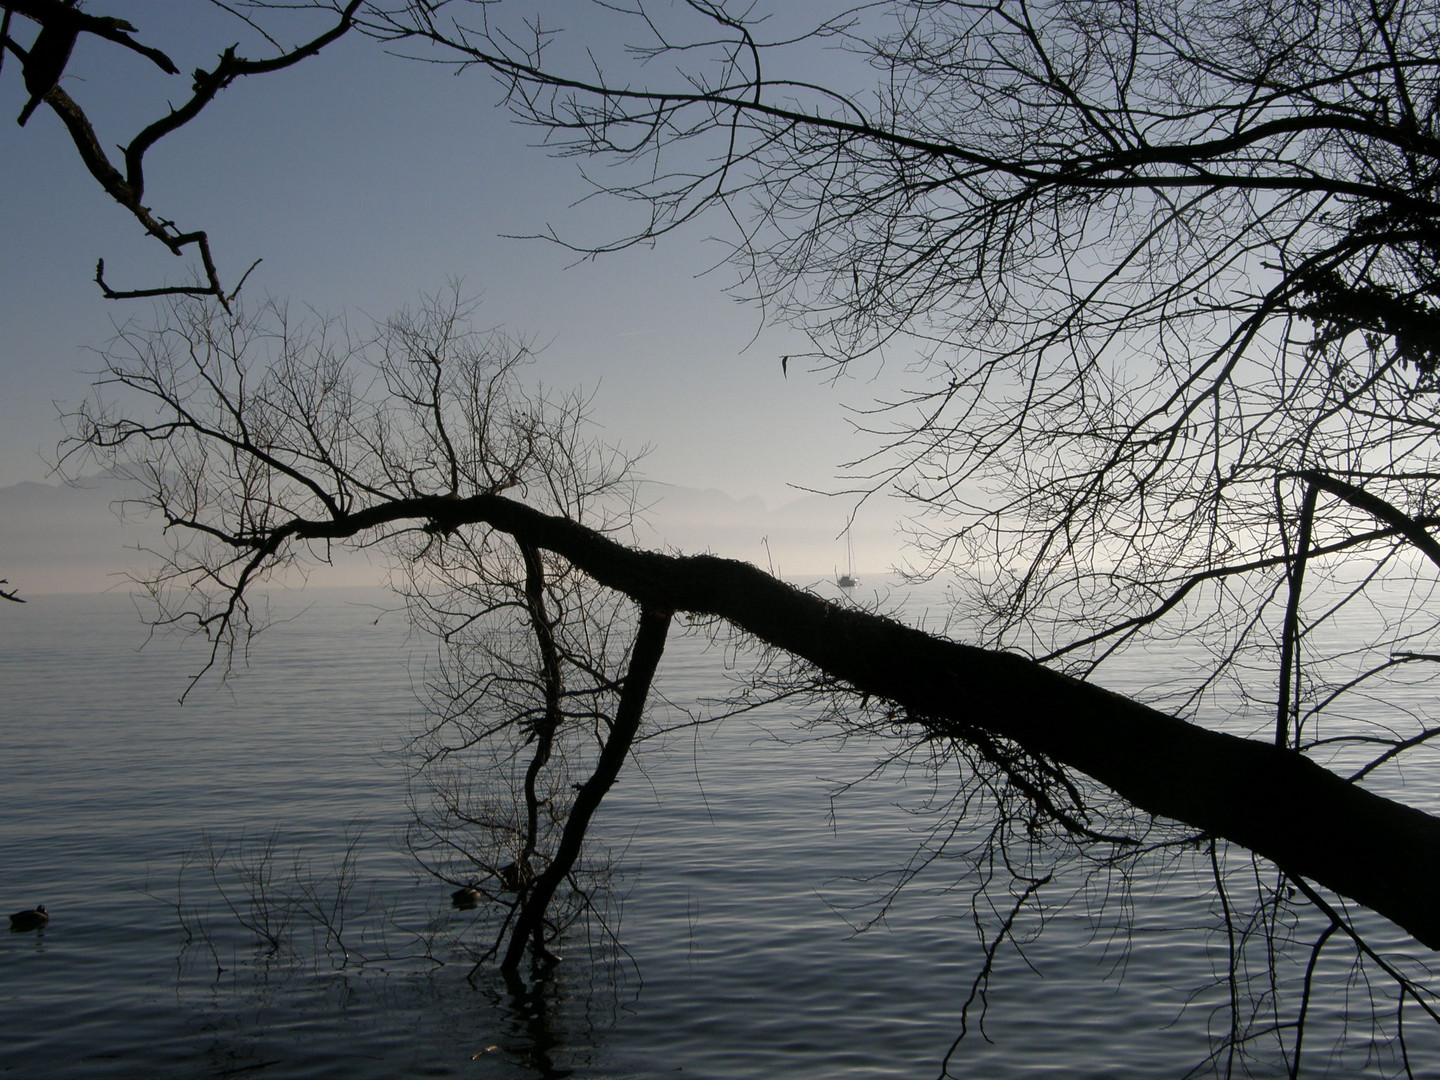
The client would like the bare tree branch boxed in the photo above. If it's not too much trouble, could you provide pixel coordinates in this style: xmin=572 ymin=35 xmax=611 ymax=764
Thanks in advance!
xmin=4 ymin=1 xmax=362 ymax=307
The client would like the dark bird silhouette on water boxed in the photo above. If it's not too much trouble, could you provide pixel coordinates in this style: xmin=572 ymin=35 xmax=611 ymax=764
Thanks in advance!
xmin=496 ymin=860 xmax=533 ymax=892
xmin=451 ymin=885 xmax=481 ymax=909
xmin=16 ymin=7 xmax=80 ymax=126
xmin=9 ymin=904 xmax=48 ymax=931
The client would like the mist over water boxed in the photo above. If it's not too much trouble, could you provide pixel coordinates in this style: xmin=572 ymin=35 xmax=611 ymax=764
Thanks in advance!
xmin=2 ymin=588 xmax=1436 ymax=1077
xmin=0 ymin=475 xmax=907 ymax=596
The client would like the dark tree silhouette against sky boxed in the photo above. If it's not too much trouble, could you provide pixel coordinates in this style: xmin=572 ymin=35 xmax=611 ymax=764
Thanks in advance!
xmin=16 ymin=1 xmax=1440 ymax=1074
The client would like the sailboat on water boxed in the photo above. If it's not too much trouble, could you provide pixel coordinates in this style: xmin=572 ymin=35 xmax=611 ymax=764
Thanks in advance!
xmin=836 ymin=529 xmax=857 ymax=588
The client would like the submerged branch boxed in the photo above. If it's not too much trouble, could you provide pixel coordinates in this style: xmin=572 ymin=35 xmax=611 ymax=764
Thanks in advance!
xmin=500 ymin=604 xmax=673 ymax=971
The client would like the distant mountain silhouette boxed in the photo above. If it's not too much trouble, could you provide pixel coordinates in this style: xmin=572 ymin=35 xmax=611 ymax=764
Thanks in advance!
xmin=0 ymin=472 xmax=154 ymax=594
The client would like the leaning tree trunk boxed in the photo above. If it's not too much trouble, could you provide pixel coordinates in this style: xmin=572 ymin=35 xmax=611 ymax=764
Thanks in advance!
xmin=270 ymin=491 xmax=1440 ymax=950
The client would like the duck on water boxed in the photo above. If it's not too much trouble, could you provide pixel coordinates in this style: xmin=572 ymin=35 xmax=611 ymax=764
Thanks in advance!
xmin=451 ymin=861 xmax=536 ymax=908
xmin=9 ymin=905 xmax=48 ymax=931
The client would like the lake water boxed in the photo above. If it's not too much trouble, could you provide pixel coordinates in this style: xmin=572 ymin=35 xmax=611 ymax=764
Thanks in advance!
xmin=2 ymin=588 xmax=1438 ymax=1078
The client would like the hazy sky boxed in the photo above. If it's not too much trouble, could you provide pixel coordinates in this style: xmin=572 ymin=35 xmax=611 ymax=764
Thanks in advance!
xmin=0 ymin=5 xmax=897 ymax=511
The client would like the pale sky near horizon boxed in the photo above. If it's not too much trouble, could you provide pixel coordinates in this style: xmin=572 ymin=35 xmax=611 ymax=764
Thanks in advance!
xmin=0 ymin=3 xmax=905 ymax=515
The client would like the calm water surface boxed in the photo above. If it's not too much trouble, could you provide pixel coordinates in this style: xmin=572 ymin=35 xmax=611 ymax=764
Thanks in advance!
xmin=1 ymin=589 xmax=1437 ymax=1078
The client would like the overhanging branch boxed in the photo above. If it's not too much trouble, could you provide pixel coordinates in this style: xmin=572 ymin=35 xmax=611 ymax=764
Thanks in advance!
xmin=252 ymin=489 xmax=1440 ymax=951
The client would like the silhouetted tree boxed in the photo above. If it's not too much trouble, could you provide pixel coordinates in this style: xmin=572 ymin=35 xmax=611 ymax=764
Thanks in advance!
xmin=64 ymin=289 xmax=663 ymax=972
xmin=33 ymin=0 xmax=1440 ymax=1073
xmin=351 ymin=11 xmax=1440 ymax=1065
xmin=64 ymin=288 xmax=1440 ymax=1072
xmin=1 ymin=0 xmax=361 ymax=306
xmin=364 ymin=0 xmax=1440 ymax=688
